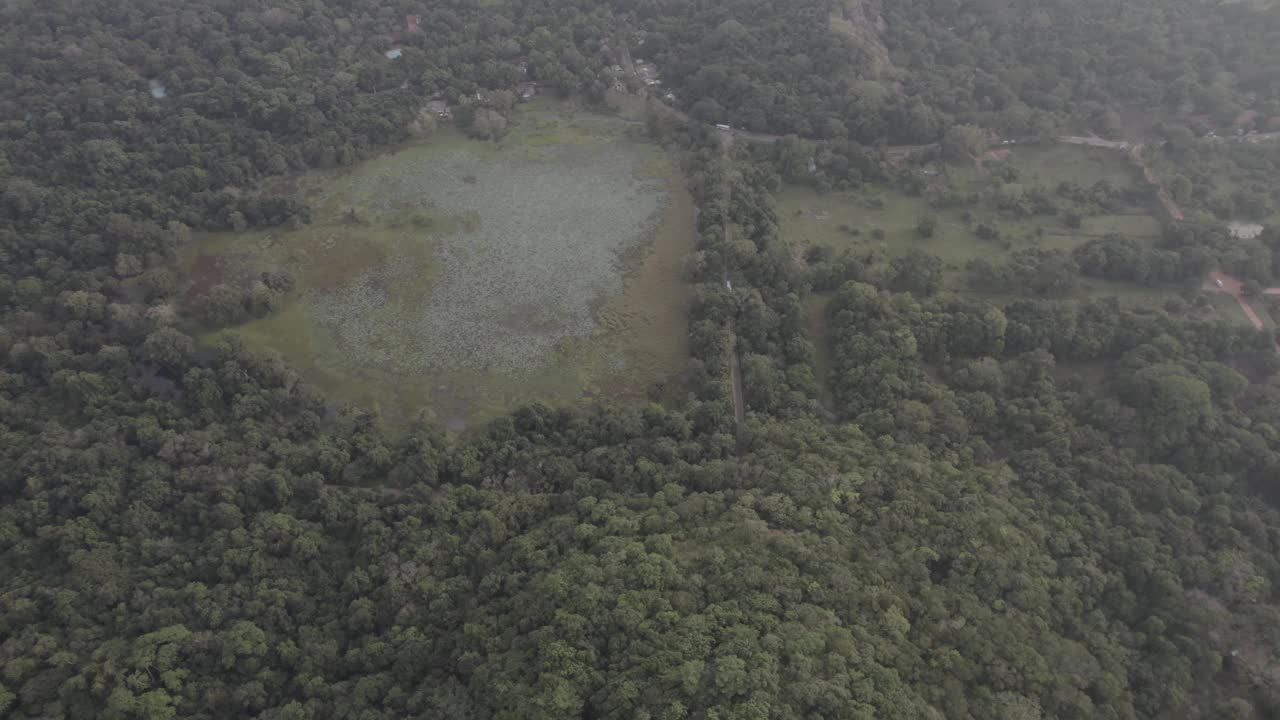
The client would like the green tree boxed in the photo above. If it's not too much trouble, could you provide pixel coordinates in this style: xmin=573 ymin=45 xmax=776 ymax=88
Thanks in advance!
xmin=942 ymin=124 xmax=988 ymax=162
xmin=141 ymin=328 xmax=195 ymax=372
xmin=1127 ymin=363 xmax=1213 ymax=452
xmin=916 ymin=214 xmax=938 ymax=239
xmin=891 ymin=250 xmax=944 ymax=296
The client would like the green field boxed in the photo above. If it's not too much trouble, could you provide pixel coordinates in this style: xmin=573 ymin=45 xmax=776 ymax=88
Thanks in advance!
xmin=1002 ymin=143 xmax=1141 ymax=189
xmin=785 ymin=143 xmax=1188 ymax=362
xmin=777 ymin=194 xmax=1160 ymax=276
xmin=1208 ymin=292 xmax=1257 ymax=328
xmin=178 ymin=100 xmax=695 ymax=428
xmin=779 ymin=142 xmax=1162 ymax=284
xmin=802 ymin=293 xmax=838 ymax=410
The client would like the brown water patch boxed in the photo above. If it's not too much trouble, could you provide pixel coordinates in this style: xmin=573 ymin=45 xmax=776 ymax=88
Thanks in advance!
xmin=283 ymin=232 xmax=389 ymax=291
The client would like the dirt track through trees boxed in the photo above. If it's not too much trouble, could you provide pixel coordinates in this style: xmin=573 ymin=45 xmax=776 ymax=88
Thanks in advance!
xmin=1059 ymin=136 xmax=1185 ymax=220
xmin=1205 ymin=271 xmax=1280 ymax=352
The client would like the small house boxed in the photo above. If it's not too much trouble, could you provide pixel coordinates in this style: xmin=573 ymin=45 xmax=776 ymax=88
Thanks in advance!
xmin=517 ymin=82 xmax=538 ymax=101
xmin=384 ymin=47 xmax=403 ymax=60
xmin=635 ymin=61 xmax=661 ymax=86
xmin=424 ymin=100 xmax=451 ymax=119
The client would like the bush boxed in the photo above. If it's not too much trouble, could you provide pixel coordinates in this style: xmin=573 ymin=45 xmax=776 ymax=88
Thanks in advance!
xmin=916 ymin=215 xmax=938 ymax=239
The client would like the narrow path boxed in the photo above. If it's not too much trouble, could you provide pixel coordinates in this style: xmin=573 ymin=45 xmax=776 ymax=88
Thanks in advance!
xmin=729 ymin=321 xmax=746 ymax=431
xmin=1129 ymin=145 xmax=1185 ymax=221
xmin=722 ymin=201 xmax=746 ymax=436
xmin=1059 ymin=136 xmax=1185 ymax=220
xmin=1059 ymin=135 xmax=1132 ymax=150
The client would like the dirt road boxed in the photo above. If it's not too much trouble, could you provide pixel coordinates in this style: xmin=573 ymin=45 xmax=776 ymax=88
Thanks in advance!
xmin=1059 ymin=136 xmax=1185 ymax=220
xmin=1130 ymin=145 xmax=1185 ymax=220
xmin=1206 ymin=271 xmax=1266 ymax=329
xmin=1203 ymin=273 xmax=1280 ymax=354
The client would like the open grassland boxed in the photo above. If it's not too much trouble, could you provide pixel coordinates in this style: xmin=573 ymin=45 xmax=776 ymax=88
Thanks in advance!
xmin=779 ymin=143 xmax=1160 ymax=279
xmin=1079 ymin=213 xmax=1163 ymax=238
xmin=777 ymin=184 xmax=1164 ymax=281
xmin=180 ymin=100 xmax=694 ymax=427
xmin=1004 ymin=143 xmax=1141 ymax=189
xmin=1209 ymin=292 xmax=1258 ymax=328
xmin=802 ymin=294 xmax=838 ymax=410
xmin=785 ymin=143 xmax=1189 ymax=360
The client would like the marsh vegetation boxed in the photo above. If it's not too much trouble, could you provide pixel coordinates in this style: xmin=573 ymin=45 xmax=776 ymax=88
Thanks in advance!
xmin=180 ymin=102 xmax=695 ymax=426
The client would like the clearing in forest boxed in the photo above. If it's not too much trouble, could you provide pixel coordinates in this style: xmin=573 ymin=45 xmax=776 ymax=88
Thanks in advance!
xmin=779 ymin=142 xmax=1162 ymax=286
xmin=783 ymin=142 xmax=1179 ymax=368
xmin=179 ymin=100 xmax=695 ymax=428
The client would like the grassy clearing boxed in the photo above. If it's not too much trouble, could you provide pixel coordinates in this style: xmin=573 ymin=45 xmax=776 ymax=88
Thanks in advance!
xmin=1081 ymin=213 xmax=1163 ymax=239
xmin=782 ymin=143 xmax=1195 ymax=358
xmin=1210 ymin=292 xmax=1255 ymax=327
xmin=776 ymin=184 xmax=979 ymax=263
xmin=779 ymin=143 xmax=1155 ymax=271
xmin=802 ymin=293 xmax=837 ymax=409
xmin=1263 ymin=296 xmax=1280 ymax=328
xmin=1248 ymin=295 xmax=1276 ymax=329
xmin=1003 ymin=144 xmax=1140 ymax=190
xmin=776 ymin=184 xmax=1159 ymax=279
xmin=181 ymin=100 xmax=694 ymax=428
xmin=779 ymin=141 xmax=1165 ymax=277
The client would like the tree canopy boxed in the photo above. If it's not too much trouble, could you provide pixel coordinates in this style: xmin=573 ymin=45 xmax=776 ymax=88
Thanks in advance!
xmin=4 ymin=0 xmax=1280 ymax=718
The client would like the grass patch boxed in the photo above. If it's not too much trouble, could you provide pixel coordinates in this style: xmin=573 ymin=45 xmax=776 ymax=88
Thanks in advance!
xmin=181 ymin=100 xmax=694 ymax=428
xmin=1081 ymin=213 xmax=1163 ymax=239
xmin=776 ymin=184 xmax=969 ymax=260
xmin=1001 ymin=144 xmax=1140 ymax=190
xmin=1209 ymin=292 xmax=1256 ymax=327
xmin=776 ymin=183 xmax=1070 ymax=273
xmin=779 ymin=142 xmax=1172 ymax=306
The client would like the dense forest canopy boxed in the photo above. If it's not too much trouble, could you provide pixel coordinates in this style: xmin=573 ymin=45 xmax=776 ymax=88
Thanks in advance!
xmin=625 ymin=0 xmax=1280 ymax=141
xmin=5 ymin=0 xmax=1280 ymax=719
